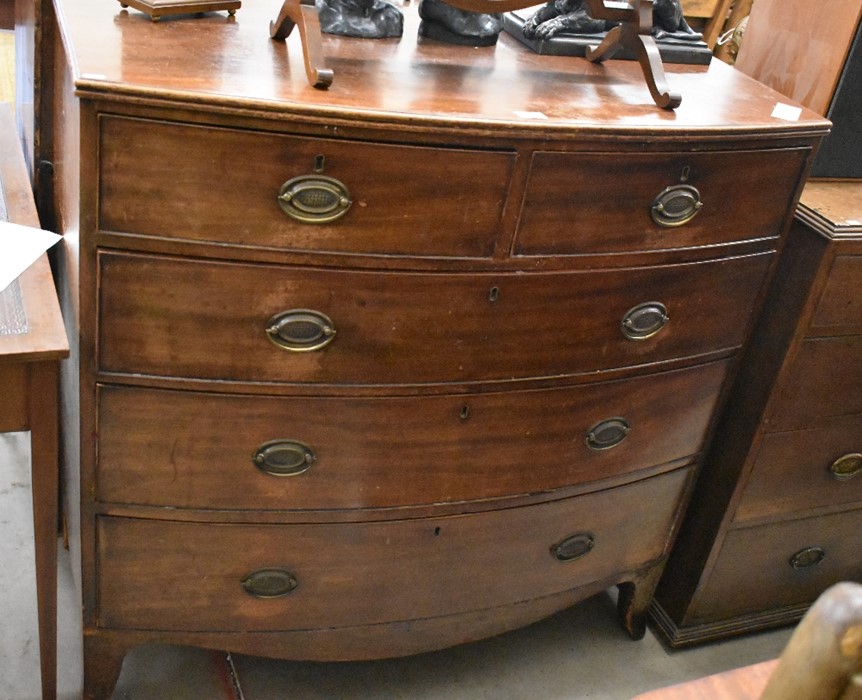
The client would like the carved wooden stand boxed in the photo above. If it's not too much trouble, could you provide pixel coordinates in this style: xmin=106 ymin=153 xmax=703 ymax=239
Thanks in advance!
xmin=270 ymin=0 xmax=681 ymax=108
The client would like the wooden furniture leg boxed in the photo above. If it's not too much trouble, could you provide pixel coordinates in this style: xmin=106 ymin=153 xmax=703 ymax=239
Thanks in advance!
xmin=584 ymin=0 xmax=682 ymax=109
xmin=83 ymin=633 xmax=128 ymax=700
xmin=29 ymin=361 xmax=60 ymax=700
xmin=270 ymin=0 xmax=334 ymax=89
xmin=617 ymin=565 xmax=665 ymax=640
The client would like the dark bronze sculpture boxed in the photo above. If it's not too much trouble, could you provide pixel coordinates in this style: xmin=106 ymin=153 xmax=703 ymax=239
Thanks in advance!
xmin=418 ymin=0 xmax=502 ymax=46
xmin=270 ymin=0 xmax=690 ymax=109
xmin=522 ymin=0 xmax=700 ymax=42
xmin=316 ymin=0 xmax=403 ymax=38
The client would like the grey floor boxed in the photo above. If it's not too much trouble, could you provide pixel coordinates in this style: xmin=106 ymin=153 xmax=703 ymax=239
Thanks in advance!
xmin=1 ymin=431 xmax=793 ymax=700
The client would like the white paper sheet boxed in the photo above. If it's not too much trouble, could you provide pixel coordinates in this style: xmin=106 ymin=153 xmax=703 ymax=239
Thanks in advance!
xmin=0 ymin=220 xmax=62 ymax=295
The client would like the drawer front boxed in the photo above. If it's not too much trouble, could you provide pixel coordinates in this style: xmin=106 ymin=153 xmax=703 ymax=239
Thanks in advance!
xmin=97 ymin=252 xmax=770 ymax=384
xmin=734 ymin=416 xmax=862 ymax=524
xmin=810 ymin=255 xmax=862 ymax=336
xmin=515 ymin=148 xmax=807 ymax=256
xmin=768 ymin=336 xmax=862 ymax=431
xmin=96 ymin=468 xmax=690 ymax=631
xmin=98 ymin=116 xmax=515 ymax=258
xmin=96 ymin=361 xmax=727 ymax=509
xmin=685 ymin=508 xmax=862 ymax=624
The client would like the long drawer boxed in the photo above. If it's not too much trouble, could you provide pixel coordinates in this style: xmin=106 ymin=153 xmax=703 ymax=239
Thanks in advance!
xmin=515 ymin=148 xmax=807 ymax=256
xmin=97 ymin=251 xmax=771 ymax=384
xmin=684 ymin=507 xmax=862 ymax=624
xmin=809 ymin=254 xmax=862 ymax=336
xmin=734 ymin=415 xmax=862 ymax=524
xmin=96 ymin=467 xmax=690 ymax=631
xmin=98 ymin=116 xmax=516 ymax=258
xmin=96 ymin=360 xmax=726 ymax=509
xmin=767 ymin=335 xmax=862 ymax=430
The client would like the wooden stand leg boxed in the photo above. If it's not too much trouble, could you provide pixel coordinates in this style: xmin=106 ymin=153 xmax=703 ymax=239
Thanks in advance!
xmin=629 ymin=33 xmax=682 ymax=110
xmin=584 ymin=24 xmax=624 ymax=62
xmin=83 ymin=633 xmax=128 ymax=700
xmin=617 ymin=565 xmax=665 ymax=640
xmin=29 ymin=362 xmax=60 ymax=700
xmin=584 ymin=0 xmax=681 ymax=110
xmin=270 ymin=0 xmax=334 ymax=89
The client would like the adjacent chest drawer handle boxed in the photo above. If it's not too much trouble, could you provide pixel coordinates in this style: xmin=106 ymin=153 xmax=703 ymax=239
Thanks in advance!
xmin=552 ymin=533 xmax=595 ymax=562
xmin=253 ymin=440 xmax=316 ymax=477
xmin=621 ymin=302 xmax=669 ymax=341
xmin=830 ymin=453 xmax=862 ymax=481
xmin=650 ymin=184 xmax=703 ymax=227
xmin=790 ymin=546 xmax=826 ymax=570
xmin=586 ymin=417 xmax=631 ymax=451
xmin=241 ymin=569 xmax=298 ymax=598
xmin=266 ymin=309 xmax=336 ymax=352
xmin=277 ymin=174 xmax=352 ymax=224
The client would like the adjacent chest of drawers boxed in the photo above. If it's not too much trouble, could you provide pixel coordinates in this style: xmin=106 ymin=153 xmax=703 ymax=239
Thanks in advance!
xmin=33 ymin=0 xmax=827 ymax=696
xmin=651 ymin=182 xmax=862 ymax=646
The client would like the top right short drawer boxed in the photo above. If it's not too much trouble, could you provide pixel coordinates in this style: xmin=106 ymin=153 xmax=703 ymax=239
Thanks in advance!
xmin=514 ymin=148 xmax=808 ymax=256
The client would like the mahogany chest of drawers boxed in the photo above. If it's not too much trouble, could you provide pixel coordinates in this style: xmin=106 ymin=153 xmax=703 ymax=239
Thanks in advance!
xmin=651 ymin=182 xmax=862 ymax=646
xmin=30 ymin=0 xmax=827 ymax=695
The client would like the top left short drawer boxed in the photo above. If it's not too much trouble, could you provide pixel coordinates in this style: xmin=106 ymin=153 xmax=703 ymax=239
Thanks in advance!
xmin=97 ymin=116 xmax=516 ymax=258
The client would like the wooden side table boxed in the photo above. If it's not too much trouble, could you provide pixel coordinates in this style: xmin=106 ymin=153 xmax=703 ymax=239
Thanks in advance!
xmin=0 ymin=104 xmax=68 ymax=700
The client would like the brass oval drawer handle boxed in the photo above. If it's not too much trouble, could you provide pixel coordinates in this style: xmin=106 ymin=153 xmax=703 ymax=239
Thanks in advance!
xmin=277 ymin=174 xmax=352 ymax=224
xmin=253 ymin=440 xmax=316 ymax=477
xmin=830 ymin=453 xmax=862 ymax=481
xmin=266 ymin=309 xmax=336 ymax=352
xmin=586 ymin=417 xmax=631 ymax=451
xmin=551 ymin=533 xmax=595 ymax=562
xmin=621 ymin=302 xmax=669 ymax=341
xmin=789 ymin=546 xmax=826 ymax=570
xmin=241 ymin=569 xmax=298 ymax=598
xmin=651 ymin=184 xmax=703 ymax=227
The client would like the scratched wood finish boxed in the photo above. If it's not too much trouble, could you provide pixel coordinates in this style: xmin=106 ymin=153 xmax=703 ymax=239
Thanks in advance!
xmin=97 ymin=116 xmax=517 ymax=259
xmin=96 ymin=251 xmax=771 ymax=384
xmin=96 ymin=468 xmax=689 ymax=631
xmin=96 ymin=361 xmax=726 ymax=510
xmin=515 ymin=148 xmax=808 ymax=256
xmin=34 ymin=0 xmax=831 ymax=695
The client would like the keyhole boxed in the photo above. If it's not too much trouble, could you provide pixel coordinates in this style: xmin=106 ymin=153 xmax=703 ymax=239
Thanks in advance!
xmin=314 ymin=154 xmax=326 ymax=173
xmin=434 ymin=527 xmax=441 ymax=536
xmin=680 ymin=165 xmax=691 ymax=183
xmin=460 ymin=405 xmax=471 ymax=421
xmin=489 ymin=286 xmax=500 ymax=302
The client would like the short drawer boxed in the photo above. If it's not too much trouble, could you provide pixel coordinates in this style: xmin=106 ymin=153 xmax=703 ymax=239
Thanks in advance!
xmin=514 ymin=148 xmax=807 ymax=256
xmin=98 ymin=116 xmax=515 ymax=258
xmin=768 ymin=336 xmax=862 ymax=431
xmin=810 ymin=255 xmax=862 ymax=336
xmin=95 ymin=467 xmax=690 ymax=631
xmin=684 ymin=507 xmax=862 ymax=624
xmin=97 ymin=251 xmax=771 ymax=384
xmin=734 ymin=416 xmax=862 ymax=524
xmin=96 ymin=360 xmax=727 ymax=509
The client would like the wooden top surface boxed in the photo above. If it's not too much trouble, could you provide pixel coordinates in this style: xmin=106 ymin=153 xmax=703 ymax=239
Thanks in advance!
xmin=798 ymin=180 xmax=862 ymax=239
xmin=54 ymin=0 xmax=830 ymax=138
xmin=631 ymin=659 xmax=777 ymax=700
xmin=0 ymin=105 xmax=68 ymax=363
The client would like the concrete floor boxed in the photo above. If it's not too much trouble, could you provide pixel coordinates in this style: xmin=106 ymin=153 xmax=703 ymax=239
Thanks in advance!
xmin=0 ymin=431 xmax=795 ymax=700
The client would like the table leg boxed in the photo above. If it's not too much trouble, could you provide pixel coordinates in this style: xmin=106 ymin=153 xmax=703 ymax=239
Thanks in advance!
xmin=28 ymin=361 xmax=59 ymax=700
